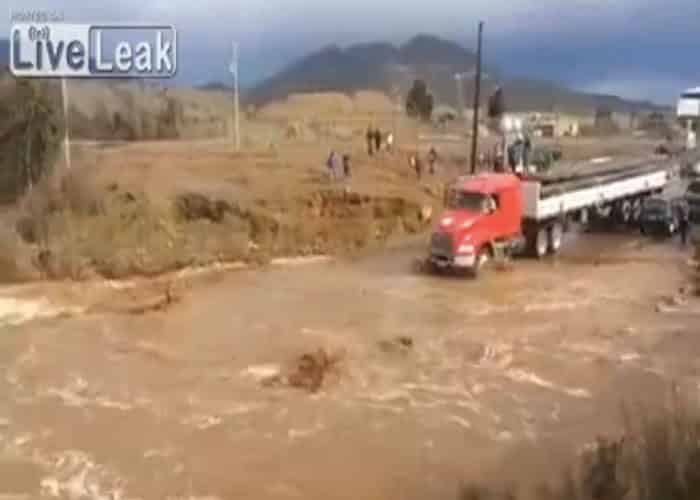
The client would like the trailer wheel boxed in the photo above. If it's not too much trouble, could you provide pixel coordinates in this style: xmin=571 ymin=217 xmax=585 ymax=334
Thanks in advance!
xmin=619 ymin=200 xmax=633 ymax=225
xmin=534 ymin=227 xmax=549 ymax=259
xmin=549 ymin=222 xmax=564 ymax=254
xmin=631 ymin=198 xmax=643 ymax=223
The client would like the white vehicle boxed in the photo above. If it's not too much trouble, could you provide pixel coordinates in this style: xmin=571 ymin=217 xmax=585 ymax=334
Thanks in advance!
xmin=678 ymin=87 xmax=699 ymax=150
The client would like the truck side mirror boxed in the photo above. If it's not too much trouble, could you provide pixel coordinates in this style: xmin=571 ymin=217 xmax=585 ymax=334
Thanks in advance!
xmin=486 ymin=197 xmax=497 ymax=214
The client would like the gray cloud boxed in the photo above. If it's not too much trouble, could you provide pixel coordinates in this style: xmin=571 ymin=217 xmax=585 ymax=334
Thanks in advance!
xmin=4 ymin=0 xmax=698 ymax=102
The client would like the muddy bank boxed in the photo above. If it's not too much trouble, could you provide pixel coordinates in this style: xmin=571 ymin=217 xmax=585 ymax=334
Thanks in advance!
xmin=2 ymin=173 xmax=437 ymax=283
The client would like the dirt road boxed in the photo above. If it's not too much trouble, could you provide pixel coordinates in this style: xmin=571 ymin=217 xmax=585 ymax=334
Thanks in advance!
xmin=0 ymin=227 xmax=697 ymax=499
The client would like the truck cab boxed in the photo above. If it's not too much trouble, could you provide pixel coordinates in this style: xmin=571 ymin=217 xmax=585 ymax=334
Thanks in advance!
xmin=429 ymin=173 xmax=524 ymax=275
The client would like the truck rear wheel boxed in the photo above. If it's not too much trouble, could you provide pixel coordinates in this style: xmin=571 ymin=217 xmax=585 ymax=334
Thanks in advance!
xmin=549 ymin=222 xmax=564 ymax=254
xmin=534 ymin=227 xmax=549 ymax=259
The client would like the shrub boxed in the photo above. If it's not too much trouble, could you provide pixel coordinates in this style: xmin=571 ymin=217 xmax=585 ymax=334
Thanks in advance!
xmin=0 ymin=78 xmax=64 ymax=203
xmin=457 ymin=398 xmax=700 ymax=500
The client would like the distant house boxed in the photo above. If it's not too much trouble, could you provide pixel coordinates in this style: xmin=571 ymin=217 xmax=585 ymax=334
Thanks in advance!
xmin=678 ymin=87 xmax=700 ymax=119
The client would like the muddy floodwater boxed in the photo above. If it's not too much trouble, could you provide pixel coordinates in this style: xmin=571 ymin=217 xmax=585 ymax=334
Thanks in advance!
xmin=0 ymin=229 xmax=698 ymax=500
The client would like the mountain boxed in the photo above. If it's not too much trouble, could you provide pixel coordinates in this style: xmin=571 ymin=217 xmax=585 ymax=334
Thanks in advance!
xmin=196 ymin=81 xmax=232 ymax=92
xmin=248 ymin=34 xmax=664 ymax=114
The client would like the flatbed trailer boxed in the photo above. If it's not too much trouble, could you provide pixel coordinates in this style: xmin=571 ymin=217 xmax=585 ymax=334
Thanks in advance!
xmin=521 ymin=157 xmax=671 ymax=223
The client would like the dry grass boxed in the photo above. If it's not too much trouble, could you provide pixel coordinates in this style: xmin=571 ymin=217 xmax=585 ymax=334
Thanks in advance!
xmin=0 ymin=225 xmax=38 ymax=283
xmin=2 ymin=156 xmax=434 ymax=281
xmin=458 ymin=398 xmax=700 ymax=500
xmin=13 ymin=167 xmax=250 ymax=280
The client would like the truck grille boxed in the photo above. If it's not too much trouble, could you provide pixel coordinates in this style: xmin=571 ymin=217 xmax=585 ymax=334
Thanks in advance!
xmin=431 ymin=232 xmax=453 ymax=258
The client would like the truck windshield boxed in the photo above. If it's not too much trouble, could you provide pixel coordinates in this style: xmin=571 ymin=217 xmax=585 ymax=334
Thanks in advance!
xmin=445 ymin=190 xmax=487 ymax=212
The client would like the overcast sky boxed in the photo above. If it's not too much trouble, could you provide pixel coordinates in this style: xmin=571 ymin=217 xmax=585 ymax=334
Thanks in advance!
xmin=5 ymin=0 xmax=699 ymax=103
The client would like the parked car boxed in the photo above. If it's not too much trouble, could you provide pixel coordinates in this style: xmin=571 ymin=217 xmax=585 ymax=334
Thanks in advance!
xmin=639 ymin=197 xmax=679 ymax=237
xmin=685 ymin=180 xmax=700 ymax=222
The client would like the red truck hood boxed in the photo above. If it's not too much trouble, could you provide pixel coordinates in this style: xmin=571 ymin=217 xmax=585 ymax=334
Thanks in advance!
xmin=436 ymin=210 xmax=483 ymax=233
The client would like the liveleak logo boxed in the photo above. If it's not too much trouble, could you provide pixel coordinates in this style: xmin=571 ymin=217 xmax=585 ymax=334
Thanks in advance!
xmin=10 ymin=23 xmax=177 ymax=78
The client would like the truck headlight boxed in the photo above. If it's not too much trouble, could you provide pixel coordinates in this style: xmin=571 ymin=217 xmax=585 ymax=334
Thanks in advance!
xmin=457 ymin=244 xmax=475 ymax=255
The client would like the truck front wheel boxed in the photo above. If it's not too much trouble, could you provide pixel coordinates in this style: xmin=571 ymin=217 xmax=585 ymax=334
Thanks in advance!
xmin=469 ymin=247 xmax=491 ymax=279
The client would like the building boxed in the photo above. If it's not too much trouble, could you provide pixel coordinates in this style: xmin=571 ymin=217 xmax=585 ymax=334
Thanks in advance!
xmin=678 ymin=87 xmax=700 ymax=118
xmin=678 ymin=87 xmax=700 ymax=149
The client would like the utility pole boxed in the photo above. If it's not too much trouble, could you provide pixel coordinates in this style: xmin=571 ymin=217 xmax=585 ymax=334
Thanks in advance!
xmin=470 ymin=21 xmax=484 ymax=174
xmin=229 ymin=42 xmax=241 ymax=151
xmin=61 ymin=78 xmax=71 ymax=170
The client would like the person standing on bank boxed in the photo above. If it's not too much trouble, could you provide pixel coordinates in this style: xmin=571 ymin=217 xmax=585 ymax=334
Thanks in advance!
xmin=386 ymin=132 xmax=394 ymax=154
xmin=366 ymin=126 xmax=375 ymax=156
xmin=427 ymin=147 xmax=439 ymax=175
xmin=409 ymin=154 xmax=422 ymax=180
xmin=326 ymin=150 xmax=338 ymax=181
xmin=342 ymin=153 xmax=351 ymax=178
xmin=678 ymin=200 xmax=691 ymax=247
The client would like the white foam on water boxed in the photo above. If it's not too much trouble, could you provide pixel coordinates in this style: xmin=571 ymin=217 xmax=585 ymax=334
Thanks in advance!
xmin=13 ymin=433 xmax=32 ymax=448
xmin=494 ymin=430 xmax=514 ymax=442
xmin=478 ymin=343 xmax=514 ymax=368
xmin=165 ymin=496 xmax=222 ymax=500
xmin=620 ymin=353 xmax=642 ymax=363
xmin=42 ymin=376 xmax=139 ymax=412
xmin=467 ymin=303 xmax=511 ymax=316
xmin=506 ymin=369 xmax=592 ymax=399
xmin=564 ymin=388 xmax=593 ymax=399
xmin=523 ymin=300 xmax=590 ymax=313
xmin=181 ymin=414 xmax=222 ymax=430
xmin=270 ymin=256 xmax=331 ymax=267
xmin=40 ymin=450 xmax=124 ymax=500
xmin=562 ymin=342 xmax=613 ymax=357
xmin=223 ymin=403 xmax=266 ymax=416
xmin=364 ymin=403 xmax=405 ymax=414
xmin=240 ymin=364 xmax=281 ymax=382
xmin=448 ymin=415 xmax=472 ymax=430
xmin=287 ymin=422 xmax=325 ymax=440
xmin=0 ymin=298 xmax=85 ymax=327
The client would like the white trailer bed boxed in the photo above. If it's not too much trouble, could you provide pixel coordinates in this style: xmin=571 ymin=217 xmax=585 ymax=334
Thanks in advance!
xmin=522 ymin=163 xmax=671 ymax=221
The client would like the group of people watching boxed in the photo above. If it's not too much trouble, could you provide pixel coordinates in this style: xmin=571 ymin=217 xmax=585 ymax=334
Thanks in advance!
xmin=408 ymin=147 xmax=439 ymax=180
xmin=326 ymin=151 xmax=352 ymax=181
xmin=326 ymin=126 xmax=442 ymax=183
xmin=366 ymin=127 xmax=394 ymax=155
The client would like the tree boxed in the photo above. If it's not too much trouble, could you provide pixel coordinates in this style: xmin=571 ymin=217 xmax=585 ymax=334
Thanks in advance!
xmin=0 ymin=77 xmax=63 ymax=202
xmin=406 ymin=79 xmax=434 ymax=121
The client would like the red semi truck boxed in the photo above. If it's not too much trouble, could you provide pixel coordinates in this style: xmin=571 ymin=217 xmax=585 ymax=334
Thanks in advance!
xmin=428 ymin=157 xmax=673 ymax=277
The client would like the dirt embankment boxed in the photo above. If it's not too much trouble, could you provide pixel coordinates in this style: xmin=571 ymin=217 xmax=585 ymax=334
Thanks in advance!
xmin=0 ymin=142 xmax=440 ymax=283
